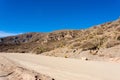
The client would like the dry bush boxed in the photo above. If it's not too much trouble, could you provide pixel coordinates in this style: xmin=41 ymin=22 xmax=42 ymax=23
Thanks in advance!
xmin=117 ymin=35 xmax=120 ymax=41
xmin=69 ymin=42 xmax=81 ymax=49
xmin=80 ymin=37 xmax=102 ymax=51
xmin=116 ymin=26 xmax=120 ymax=31
xmin=64 ymin=55 xmax=68 ymax=58
xmin=34 ymin=47 xmax=48 ymax=54
xmin=105 ymin=40 xmax=120 ymax=48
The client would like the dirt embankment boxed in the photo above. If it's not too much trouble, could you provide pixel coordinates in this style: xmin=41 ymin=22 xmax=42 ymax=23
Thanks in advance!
xmin=0 ymin=56 xmax=54 ymax=80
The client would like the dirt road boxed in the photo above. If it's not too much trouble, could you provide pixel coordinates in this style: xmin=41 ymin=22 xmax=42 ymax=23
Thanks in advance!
xmin=0 ymin=71 xmax=7 ymax=80
xmin=0 ymin=53 xmax=120 ymax=80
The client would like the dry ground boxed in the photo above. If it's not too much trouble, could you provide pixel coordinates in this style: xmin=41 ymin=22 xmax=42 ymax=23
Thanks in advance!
xmin=0 ymin=53 xmax=120 ymax=80
xmin=0 ymin=54 xmax=54 ymax=80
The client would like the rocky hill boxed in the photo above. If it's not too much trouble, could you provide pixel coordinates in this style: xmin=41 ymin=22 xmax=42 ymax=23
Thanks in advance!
xmin=0 ymin=18 xmax=120 ymax=61
xmin=0 ymin=30 xmax=81 ymax=53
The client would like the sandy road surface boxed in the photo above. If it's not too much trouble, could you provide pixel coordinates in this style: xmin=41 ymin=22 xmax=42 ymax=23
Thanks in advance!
xmin=0 ymin=53 xmax=120 ymax=80
xmin=0 ymin=71 xmax=7 ymax=80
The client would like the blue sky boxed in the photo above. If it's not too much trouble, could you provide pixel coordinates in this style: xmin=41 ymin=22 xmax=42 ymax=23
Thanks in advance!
xmin=0 ymin=0 xmax=120 ymax=37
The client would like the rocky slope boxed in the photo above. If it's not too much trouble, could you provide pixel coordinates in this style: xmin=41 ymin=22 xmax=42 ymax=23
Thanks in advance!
xmin=0 ymin=30 xmax=81 ymax=53
xmin=0 ymin=18 xmax=120 ymax=61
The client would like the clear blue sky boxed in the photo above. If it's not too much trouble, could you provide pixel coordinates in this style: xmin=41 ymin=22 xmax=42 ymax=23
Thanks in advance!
xmin=0 ymin=0 xmax=120 ymax=36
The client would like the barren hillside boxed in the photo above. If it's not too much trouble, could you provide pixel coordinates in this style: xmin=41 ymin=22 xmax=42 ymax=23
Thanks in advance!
xmin=0 ymin=18 xmax=120 ymax=61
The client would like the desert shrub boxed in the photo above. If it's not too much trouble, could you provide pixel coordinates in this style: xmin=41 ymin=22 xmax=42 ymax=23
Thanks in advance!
xmin=105 ymin=40 xmax=120 ymax=48
xmin=35 ymin=47 xmax=48 ymax=54
xmin=64 ymin=55 xmax=68 ymax=58
xmin=58 ymin=42 xmax=65 ymax=48
xmin=81 ymin=42 xmax=99 ymax=51
xmin=80 ymin=38 xmax=100 ymax=51
xmin=86 ymin=33 xmax=95 ymax=39
xmin=69 ymin=36 xmax=107 ymax=50
xmin=95 ymin=28 xmax=104 ymax=35
xmin=117 ymin=36 xmax=120 ymax=41
xmin=116 ymin=27 xmax=120 ymax=32
xmin=69 ymin=42 xmax=81 ymax=49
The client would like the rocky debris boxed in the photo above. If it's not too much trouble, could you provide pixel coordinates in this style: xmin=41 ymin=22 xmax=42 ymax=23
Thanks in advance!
xmin=81 ymin=57 xmax=88 ymax=61
xmin=109 ymin=57 xmax=120 ymax=63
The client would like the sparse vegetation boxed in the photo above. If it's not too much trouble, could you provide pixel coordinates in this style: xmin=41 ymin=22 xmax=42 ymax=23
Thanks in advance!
xmin=0 ymin=18 xmax=120 ymax=55
xmin=117 ymin=36 xmax=120 ymax=40
xmin=35 ymin=47 xmax=48 ymax=54
xmin=105 ymin=40 xmax=120 ymax=48
xmin=64 ymin=55 xmax=68 ymax=58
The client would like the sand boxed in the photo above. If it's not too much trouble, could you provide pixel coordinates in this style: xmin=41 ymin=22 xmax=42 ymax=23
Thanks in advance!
xmin=0 ymin=54 xmax=54 ymax=80
xmin=0 ymin=71 xmax=7 ymax=80
xmin=0 ymin=53 xmax=120 ymax=80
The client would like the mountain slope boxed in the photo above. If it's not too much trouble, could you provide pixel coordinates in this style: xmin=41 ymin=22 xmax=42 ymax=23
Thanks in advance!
xmin=0 ymin=30 xmax=81 ymax=53
xmin=0 ymin=18 xmax=120 ymax=61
